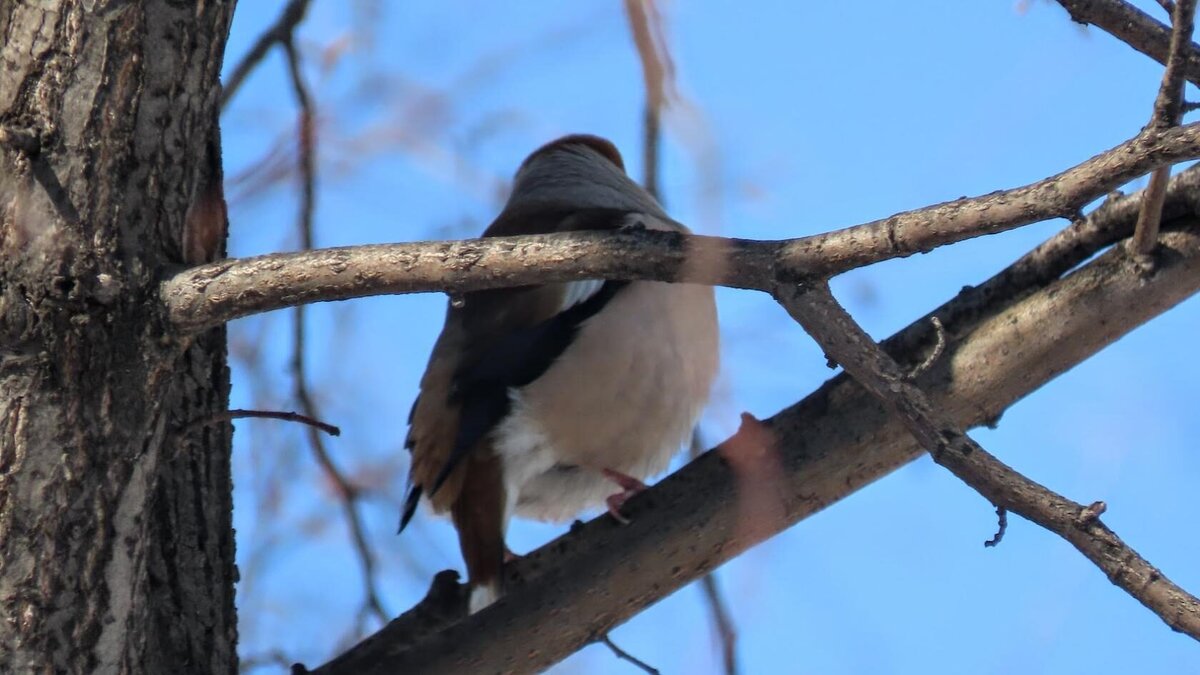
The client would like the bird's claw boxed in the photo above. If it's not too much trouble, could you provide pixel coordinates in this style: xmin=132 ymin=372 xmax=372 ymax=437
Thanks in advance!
xmin=603 ymin=468 xmax=647 ymax=525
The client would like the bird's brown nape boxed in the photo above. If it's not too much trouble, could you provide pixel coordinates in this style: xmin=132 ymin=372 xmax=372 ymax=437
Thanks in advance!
xmin=522 ymin=133 xmax=626 ymax=172
xmin=450 ymin=450 xmax=507 ymax=604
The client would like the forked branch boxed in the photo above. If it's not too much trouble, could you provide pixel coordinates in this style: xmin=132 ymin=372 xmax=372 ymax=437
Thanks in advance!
xmin=774 ymin=282 xmax=1200 ymax=640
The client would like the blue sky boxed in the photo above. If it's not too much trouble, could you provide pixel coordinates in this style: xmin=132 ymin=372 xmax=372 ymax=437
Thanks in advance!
xmin=222 ymin=2 xmax=1199 ymax=672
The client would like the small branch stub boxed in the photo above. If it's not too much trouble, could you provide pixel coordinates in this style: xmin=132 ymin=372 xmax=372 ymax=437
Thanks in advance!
xmin=1077 ymin=501 xmax=1108 ymax=525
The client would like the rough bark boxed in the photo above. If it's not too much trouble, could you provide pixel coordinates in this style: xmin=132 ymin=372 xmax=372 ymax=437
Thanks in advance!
xmin=0 ymin=3 xmax=237 ymax=674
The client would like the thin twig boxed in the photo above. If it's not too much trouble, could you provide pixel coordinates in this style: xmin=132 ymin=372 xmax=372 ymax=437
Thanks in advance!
xmin=222 ymin=0 xmax=314 ymax=109
xmin=623 ymin=0 xmax=674 ymax=200
xmin=690 ymin=431 xmax=739 ymax=675
xmin=186 ymin=409 xmax=340 ymax=436
xmin=775 ymin=281 xmax=1200 ymax=640
xmin=1159 ymin=0 xmax=1179 ymax=17
xmin=1132 ymin=0 xmax=1198 ymax=254
xmin=283 ymin=34 xmax=389 ymax=627
xmin=282 ymin=37 xmax=315 ymax=248
xmin=599 ymin=634 xmax=660 ymax=675
xmin=983 ymin=506 xmax=1008 ymax=548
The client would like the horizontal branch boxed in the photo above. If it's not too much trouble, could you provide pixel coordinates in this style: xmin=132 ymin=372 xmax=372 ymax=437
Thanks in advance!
xmin=1055 ymin=0 xmax=1200 ymax=86
xmin=162 ymin=123 xmax=1200 ymax=333
xmin=311 ymin=211 xmax=1200 ymax=672
xmin=777 ymin=282 xmax=1200 ymax=640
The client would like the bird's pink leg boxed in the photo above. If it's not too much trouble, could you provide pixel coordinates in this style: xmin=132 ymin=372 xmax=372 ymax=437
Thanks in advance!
xmin=602 ymin=468 xmax=647 ymax=525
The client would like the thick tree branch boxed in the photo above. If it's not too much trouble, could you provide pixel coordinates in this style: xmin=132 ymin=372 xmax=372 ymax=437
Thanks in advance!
xmin=162 ymin=122 xmax=1200 ymax=332
xmin=774 ymin=282 xmax=1200 ymax=640
xmin=1054 ymin=0 xmax=1200 ymax=86
xmin=1133 ymin=0 xmax=1198 ymax=254
xmin=309 ymin=209 xmax=1200 ymax=672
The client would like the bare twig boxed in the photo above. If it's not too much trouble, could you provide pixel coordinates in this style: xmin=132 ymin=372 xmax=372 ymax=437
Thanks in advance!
xmin=1132 ymin=0 xmax=1198 ymax=254
xmin=222 ymin=0 xmax=314 ymax=109
xmin=162 ymin=122 xmax=1200 ymax=333
xmin=599 ymin=634 xmax=660 ymax=675
xmin=984 ymin=506 xmax=1008 ymax=548
xmin=774 ymin=282 xmax=1200 ymax=641
xmin=690 ymin=431 xmax=739 ymax=675
xmin=282 ymin=37 xmax=315 ymax=249
xmin=623 ymin=0 xmax=674 ymax=200
xmin=1159 ymin=0 xmax=1179 ymax=18
xmin=697 ymin=575 xmax=739 ymax=674
xmin=283 ymin=34 xmax=389 ymax=628
xmin=1054 ymin=0 xmax=1200 ymax=86
xmin=185 ymin=409 xmax=340 ymax=436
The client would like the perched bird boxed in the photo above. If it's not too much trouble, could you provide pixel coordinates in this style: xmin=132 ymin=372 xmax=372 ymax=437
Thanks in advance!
xmin=401 ymin=134 xmax=719 ymax=611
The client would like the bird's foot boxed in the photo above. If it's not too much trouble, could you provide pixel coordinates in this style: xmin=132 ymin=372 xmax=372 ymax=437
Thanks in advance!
xmin=602 ymin=468 xmax=647 ymax=525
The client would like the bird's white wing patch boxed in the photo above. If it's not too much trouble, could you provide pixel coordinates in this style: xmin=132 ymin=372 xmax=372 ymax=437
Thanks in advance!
xmin=560 ymin=279 xmax=605 ymax=311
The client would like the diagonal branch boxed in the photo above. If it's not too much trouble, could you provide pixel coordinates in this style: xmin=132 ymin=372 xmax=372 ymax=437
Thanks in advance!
xmin=307 ymin=209 xmax=1200 ymax=672
xmin=162 ymin=122 xmax=1200 ymax=333
xmin=1054 ymin=0 xmax=1200 ymax=86
xmin=774 ymin=282 xmax=1200 ymax=640
xmin=222 ymin=0 xmax=314 ymax=109
xmin=1133 ymin=0 xmax=1198 ymax=254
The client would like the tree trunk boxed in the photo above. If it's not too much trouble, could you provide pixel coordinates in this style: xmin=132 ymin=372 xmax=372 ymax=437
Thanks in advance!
xmin=0 ymin=3 xmax=237 ymax=673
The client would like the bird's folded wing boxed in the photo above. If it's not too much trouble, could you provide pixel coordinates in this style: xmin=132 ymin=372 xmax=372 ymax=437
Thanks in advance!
xmin=400 ymin=207 xmax=637 ymax=528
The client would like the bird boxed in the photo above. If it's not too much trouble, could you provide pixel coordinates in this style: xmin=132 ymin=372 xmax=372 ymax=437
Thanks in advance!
xmin=400 ymin=134 xmax=719 ymax=612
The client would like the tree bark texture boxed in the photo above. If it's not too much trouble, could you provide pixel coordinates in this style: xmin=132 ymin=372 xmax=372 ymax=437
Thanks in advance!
xmin=0 ymin=3 xmax=236 ymax=673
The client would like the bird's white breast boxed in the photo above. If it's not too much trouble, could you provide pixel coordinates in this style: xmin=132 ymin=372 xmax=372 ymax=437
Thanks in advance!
xmin=493 ymin=280 xmax=719 ymax=523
